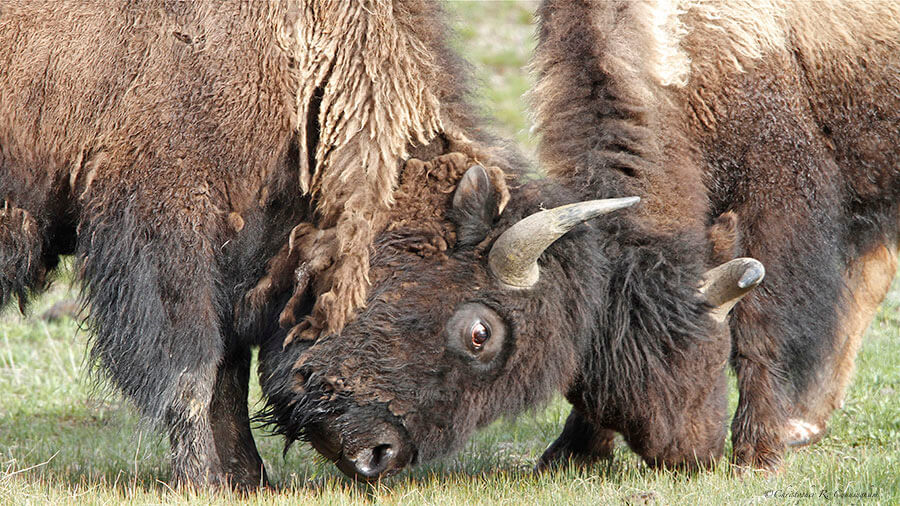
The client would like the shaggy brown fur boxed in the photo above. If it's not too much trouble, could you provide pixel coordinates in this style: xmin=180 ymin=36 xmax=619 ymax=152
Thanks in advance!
xmin=247 ymin=2 xmax=522 ymax=339
xmin=0 ymin=1 xmax=314 ymax=487
xmin=532 ymin=0 xmax=900 ymax=470
xmin=0 ymin=0 xmax=505 ymax=488
xmin=275 ymin=0 xmax=463 ymax=335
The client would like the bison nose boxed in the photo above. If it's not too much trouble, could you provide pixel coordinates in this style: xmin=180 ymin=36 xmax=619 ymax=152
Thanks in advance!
xmin=345 ymin=442 xmax=397 ymax=479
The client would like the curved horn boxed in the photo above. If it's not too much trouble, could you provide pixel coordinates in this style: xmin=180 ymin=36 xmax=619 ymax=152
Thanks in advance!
xmin=488 ymin=197 xmax=640 ymax=288
xmin=699 ymin=257 xmax=765 ymax=323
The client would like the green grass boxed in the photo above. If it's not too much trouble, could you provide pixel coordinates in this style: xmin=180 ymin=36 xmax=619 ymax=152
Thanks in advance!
xmin=2 ymin=276 xmax=899 ymax=504
xmin=446 ymin=1 xmax=538 ymax=151
xmin=2 ymin=2 xmax=899 ymax=504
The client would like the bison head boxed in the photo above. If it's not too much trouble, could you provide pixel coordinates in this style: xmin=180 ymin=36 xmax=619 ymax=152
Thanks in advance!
xmin=258 ymin=153 xmax=762 ymax=480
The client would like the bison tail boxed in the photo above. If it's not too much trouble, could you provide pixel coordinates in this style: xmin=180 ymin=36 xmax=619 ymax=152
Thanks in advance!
xmin=0 ymin=202 xmax=47 ymax=312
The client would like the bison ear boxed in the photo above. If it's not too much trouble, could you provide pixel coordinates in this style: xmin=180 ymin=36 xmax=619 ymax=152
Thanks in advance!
xmin=450 ymin=165 xmax=500 ymax=247
xmin=700 ymin=257 xmax=765 ymax=323
xmin=707 ymin=211 xmax=742 ymax=265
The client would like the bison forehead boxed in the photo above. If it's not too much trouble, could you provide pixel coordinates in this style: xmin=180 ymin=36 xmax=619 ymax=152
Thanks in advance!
xmin=380 ymin=151 xmax=511 ymax=261
xmin=372 ymin=153 xmax=471 ymax=261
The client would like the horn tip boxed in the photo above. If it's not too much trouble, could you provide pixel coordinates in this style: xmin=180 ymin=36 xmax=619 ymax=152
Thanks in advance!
xmin=605 ymin=196 xmax=641 ymax=209
xmin=736 ymin=258 xmax=765 ymax=289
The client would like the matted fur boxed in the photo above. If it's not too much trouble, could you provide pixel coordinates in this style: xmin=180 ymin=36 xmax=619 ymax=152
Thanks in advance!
xmin=276 ymin=1 xmax=449 ymax=334
xmin=532 ymin=0 xmax=900 ymax=471
xmin=258 ymin=1 xmax=509 ymax=336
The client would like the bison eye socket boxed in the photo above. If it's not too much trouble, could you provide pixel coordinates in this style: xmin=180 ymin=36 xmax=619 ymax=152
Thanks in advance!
xmin=447 ymin=303 xmax=506 ymax=365
xmin=470 ymin=321 xmax=491 ymax=351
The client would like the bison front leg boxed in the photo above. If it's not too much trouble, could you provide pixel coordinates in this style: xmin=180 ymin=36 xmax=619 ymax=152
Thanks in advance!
xmin=78 ymin=202 xmax=231 ymax=487
xmin=165 ymin=369 xmax=224 ymax=487
xmin=729 ymin=225 xmax=851 ymax=472
xmin=209 ymin=346 xmax=268 ymax=489
xmin=535 ymin=408 xmax=616 ymax=472
xmin=623 ymin=362 xmax=729 ymax=471
xmin=729 ymin=352 xmax=786 ymax=471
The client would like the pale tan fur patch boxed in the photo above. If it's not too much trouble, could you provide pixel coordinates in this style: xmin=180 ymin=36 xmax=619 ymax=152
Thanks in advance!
xmin=792 ymin=242 xmax=897 ymax=434
xmin=784 ymin=418 xmax=823 ymax=447
xmin=647 ymin=0 xmax=788 ymax=87
xmin=648 ymin=0 xmax=900 ymax=88
xmin=680 ymin=0 xmax=900 ymax=85
xmin=829 ymin=244 xmax=897 ymax=410
xmin=787 ymin=0 xmax=900 ymax=71
xmin=648 ymin=0 xmax=690 ymax=87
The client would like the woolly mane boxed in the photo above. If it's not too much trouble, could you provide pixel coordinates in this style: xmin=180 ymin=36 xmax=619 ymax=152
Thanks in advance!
xmin=271 ymin=1 xmax=490 ymax=334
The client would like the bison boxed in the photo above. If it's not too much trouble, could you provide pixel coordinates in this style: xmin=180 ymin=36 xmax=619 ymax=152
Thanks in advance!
xmin=258 ymin=0 xmax=899 ymax=478
xmin=531 ymin=0 xmax=900 ymax=470
xmin=259 ymin=152 xmax=764 ymax=478
xmin=0 ymin=0 xmax=503 ymax=488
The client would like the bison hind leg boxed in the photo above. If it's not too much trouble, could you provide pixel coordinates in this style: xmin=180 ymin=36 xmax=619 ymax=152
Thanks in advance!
xmin=785 ymin=241 xmax=897 ymax=448
xmin=0 ymin=203 xmax=47 ymax=311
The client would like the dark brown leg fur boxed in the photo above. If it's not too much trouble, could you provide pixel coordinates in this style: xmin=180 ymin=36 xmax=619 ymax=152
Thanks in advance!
xmin=623 ymin=344 xmax=729 ymax=471
xmin=166 ymin=368 xmax=225 ymax=488
xmin=0 ymin=203 xmax=46 ymax=310
xmin=535 ymin=409 xmax=616 ymax=472
xmin=209 ymin=347 xmax=269 ymax=489
xmin=730 ymin=357 xmax=786 ymax=471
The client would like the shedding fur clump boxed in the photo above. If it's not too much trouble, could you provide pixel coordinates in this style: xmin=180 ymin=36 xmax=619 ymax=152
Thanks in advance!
xmin=641 ymin=0 xmax=789 ymax=87
xmin=679 ymin=0 xmax=787 ymax=77
xmin=276 ymin=1 xmax=460 ymax=335
xmin=644 ymin=0 xmax=900 ymax=89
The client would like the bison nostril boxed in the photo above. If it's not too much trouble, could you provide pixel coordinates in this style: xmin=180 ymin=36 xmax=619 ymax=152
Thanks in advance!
xmin=371 ymin=443 xmax=395 ymax=470
xmin=348 ymin=443 xmax=397 ymax=479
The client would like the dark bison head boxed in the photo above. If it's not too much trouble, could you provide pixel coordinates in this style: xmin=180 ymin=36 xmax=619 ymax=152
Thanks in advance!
xmin=258 ymin=154 xmax=761 ymax=480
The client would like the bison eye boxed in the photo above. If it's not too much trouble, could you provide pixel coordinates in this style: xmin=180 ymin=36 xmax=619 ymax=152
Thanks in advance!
xmin=470 ymin=321 xmax=491 ymax=351
xmin=447 ymin=303 xmax=506 ymax=366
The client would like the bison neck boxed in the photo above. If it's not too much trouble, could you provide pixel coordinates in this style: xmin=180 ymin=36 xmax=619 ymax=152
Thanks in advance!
xmin=550 ymin=215 xmax=723 ymax=429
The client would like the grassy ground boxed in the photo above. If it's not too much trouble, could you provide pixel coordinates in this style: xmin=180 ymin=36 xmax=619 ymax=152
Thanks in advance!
xmin=2 ymin=1 xmax=898 ymax=504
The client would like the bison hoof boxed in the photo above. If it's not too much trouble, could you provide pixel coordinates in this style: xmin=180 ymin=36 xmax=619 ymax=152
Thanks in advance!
xmin=732 ymin=445 xmax=783 ymax=475
xmin=534 ymin=438 xmax=614 ymax=473
xmin=534 ymin=443 xmax=568 ymax=473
